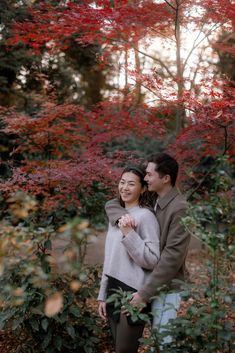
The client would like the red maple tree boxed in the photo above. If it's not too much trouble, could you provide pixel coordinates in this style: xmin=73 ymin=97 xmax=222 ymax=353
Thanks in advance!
xmin=0 ymin=96 xmax=166 ymax=211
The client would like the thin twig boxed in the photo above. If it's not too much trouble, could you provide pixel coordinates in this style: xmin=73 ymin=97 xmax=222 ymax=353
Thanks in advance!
xmin=164 ymin=0 xmax=176 ymax=11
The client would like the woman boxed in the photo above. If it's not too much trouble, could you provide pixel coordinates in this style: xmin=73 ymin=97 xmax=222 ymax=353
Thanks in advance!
xmin=98 ymin=165 xmax=160 ymax=353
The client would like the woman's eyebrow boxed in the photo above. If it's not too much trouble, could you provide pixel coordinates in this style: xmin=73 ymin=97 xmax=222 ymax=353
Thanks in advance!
xmin=120 ymin=178 xmax=136 ymax=183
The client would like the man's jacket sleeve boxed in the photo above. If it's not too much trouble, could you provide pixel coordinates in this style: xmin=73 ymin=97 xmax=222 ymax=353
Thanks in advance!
xmin=105 ymin=198 xmax=127 ymax=226
xmin=138 ymin=208 xmax=191 ymax=301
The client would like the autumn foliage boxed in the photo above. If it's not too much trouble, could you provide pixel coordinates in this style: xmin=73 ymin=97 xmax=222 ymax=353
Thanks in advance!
xmin=0 ymin=97 xmax=166 ymax=211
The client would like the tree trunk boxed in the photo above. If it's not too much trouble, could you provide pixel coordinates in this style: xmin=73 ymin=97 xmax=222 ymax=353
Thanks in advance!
xmin=175 ymin=0 xmax=186 ymax=134
xmin=134 ymin=41 xmax=142 ymax=106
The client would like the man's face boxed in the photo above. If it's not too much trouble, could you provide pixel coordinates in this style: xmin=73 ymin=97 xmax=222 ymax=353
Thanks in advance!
xmin=144 ymin=162 xmax=165 ymax=193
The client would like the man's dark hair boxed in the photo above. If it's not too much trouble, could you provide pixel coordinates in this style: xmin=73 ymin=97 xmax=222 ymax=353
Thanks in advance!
xmin=147 ymin=153 xmax=179 ymax=186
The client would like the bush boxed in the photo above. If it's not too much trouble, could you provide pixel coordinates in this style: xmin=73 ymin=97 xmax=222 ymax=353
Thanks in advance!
xmin=0 ymin=265 xmax=101 ymax=353
xmin=0 ymin=193 xmax=103 ymax=353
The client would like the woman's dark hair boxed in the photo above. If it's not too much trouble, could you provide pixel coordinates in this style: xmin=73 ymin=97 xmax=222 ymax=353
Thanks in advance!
xmin=119 ymin=165 xmax=156 ymax=208
xmin=147 ymin=153 xmax=179 ymax=186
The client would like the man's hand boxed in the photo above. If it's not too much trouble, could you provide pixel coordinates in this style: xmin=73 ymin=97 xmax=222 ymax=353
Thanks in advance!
xmin=121 ymin=292 xmax=146 ymax=315
xmin=130 ymin=292 xmax=146 ymax=307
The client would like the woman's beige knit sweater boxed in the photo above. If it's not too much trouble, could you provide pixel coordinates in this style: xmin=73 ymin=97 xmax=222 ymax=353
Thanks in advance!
xmin=98 ymin=206 xmax=160 ymax=301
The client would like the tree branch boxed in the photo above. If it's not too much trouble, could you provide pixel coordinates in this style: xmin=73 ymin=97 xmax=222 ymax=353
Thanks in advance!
xmin=130 ymin=76 xmax=196 ymax=113
xmin=131 ymin=44 xmax=175 ymax=78
xmin=186 ymin=161 xmax=219 ymax=200
xmin=183 ymin=23 xmax=224 ymax=71
xmin=111 ymin=35 xmax=175 ymax=79
xmin=149 ymin=27 xmax=176 ymax=43
xmin=164 ymin=0 xmax=176 ymax=11
xmin=189 ymin=49 xmax=204 ymax=91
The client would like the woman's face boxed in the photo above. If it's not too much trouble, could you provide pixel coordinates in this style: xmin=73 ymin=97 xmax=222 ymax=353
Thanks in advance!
xmin=118 ymin=171 xmax=144 ymax=208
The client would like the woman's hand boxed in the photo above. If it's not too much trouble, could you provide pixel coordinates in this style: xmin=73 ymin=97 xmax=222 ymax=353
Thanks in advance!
xmin=118 ymin=215 xmax=136 ymax=236
xmin=98 ymin=301 xmax=107 ymax=320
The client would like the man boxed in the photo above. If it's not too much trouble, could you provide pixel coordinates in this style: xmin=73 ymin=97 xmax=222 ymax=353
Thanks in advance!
xmin=105 ymin=152 xmax=191 ymax=346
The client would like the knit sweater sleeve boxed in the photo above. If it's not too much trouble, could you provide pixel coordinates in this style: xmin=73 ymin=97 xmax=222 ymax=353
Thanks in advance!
xmin=97 ymin=271 xmax=108 ymax=301
xmin=121 ymin=209 xmax=160 ymax=270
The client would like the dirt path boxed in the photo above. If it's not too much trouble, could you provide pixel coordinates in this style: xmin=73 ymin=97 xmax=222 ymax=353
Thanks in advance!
xmin=51 ymin=230 xmax=203 ymax=269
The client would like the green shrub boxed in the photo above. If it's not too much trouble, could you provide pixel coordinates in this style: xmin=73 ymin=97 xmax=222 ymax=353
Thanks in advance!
xmin=0 ymin=195 xmax=103 ymax=353
xmin=0 ymin=265 xmax=101 ymax=353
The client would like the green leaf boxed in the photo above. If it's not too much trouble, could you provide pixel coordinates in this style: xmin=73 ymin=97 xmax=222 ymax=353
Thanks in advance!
xmin=40 ymin=254 xmax=51 ymax=273
xmin=109 ymin=0 xmax=115 ymax=8
xmin=69 ymin=306 xmax=81 ymax=317
xmin=224 ymin=295 xmax=232 ymax=304
xmin=45 ymin=347 xmax=53 ymax=353
xmin=84 ymin=346 xmax=93 ymax=353
xmin=0 ymin=319 xmax=5 ymax=330
xmin=41 ymin=331 xmax=52 ymax=349
xmin=12 ymin=317 xmax=24 ymax=330
xmin=187 ymin=306 xmax=198 ymax=315
xmin=58 ymin=310 xmax=68 ymax=323
xmin=44 ymin=239 xmax=52 ymax=250
xmin=41 ymin=318 xmax=49 ymax=331
xmin=66 ymin=323 xmax=75 ymax=338
xmin=54 ymin=335 xmax=62 ymax=350
xmin=29 ymin=318 xmax=39 ymax=331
